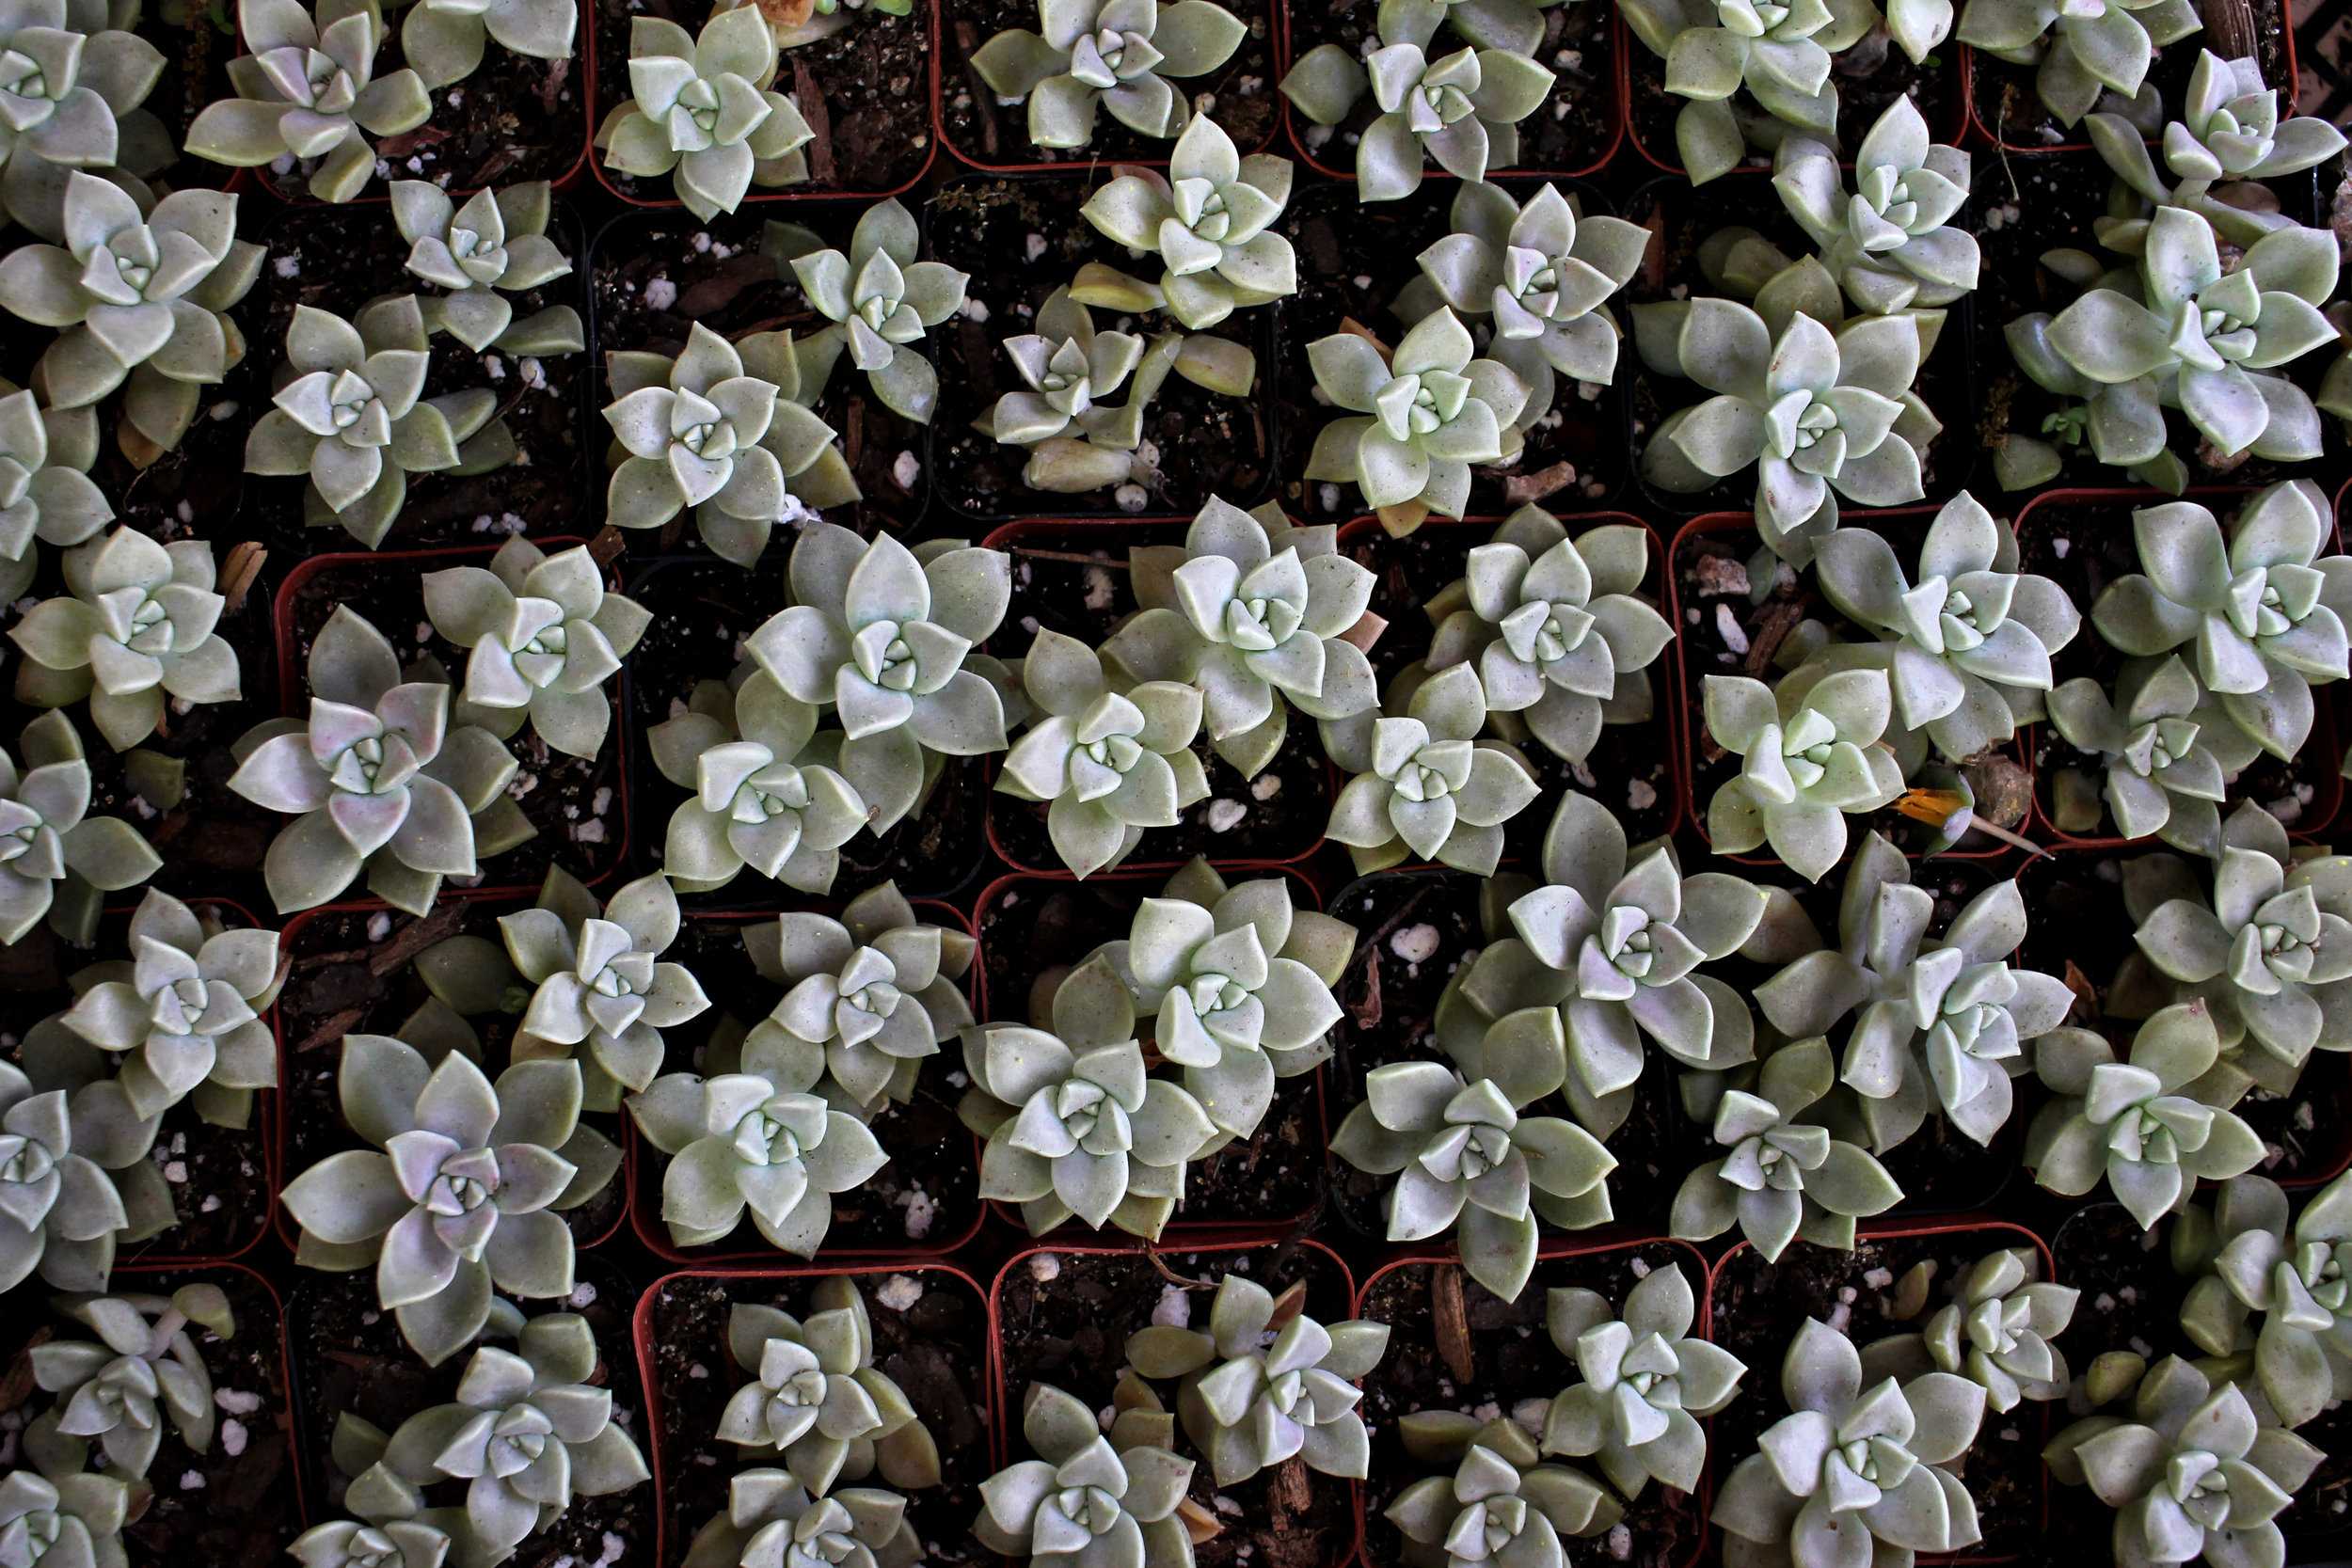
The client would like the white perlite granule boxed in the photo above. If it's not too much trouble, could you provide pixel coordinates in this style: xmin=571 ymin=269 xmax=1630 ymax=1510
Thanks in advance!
xmin=1390 ymin=924 xmax=1440 ymax=964
xmin=1152 ymin=1285 xmax=1192 ymax=1328
xmin=876 ymin=1275 xmax=924 ymax=1311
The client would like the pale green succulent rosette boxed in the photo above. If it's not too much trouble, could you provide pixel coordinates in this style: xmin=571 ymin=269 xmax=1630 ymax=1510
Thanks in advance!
xmin=785 ymin=198 xmax=969 ymax=424
xmin=2175 ymin=1172 xmax=2352 ymax=1430
xmin=1956 ymin=0 xmax=2201 ymax=127
xmin=1324 ymin=662 xmax=1541 ymax=877
xmin=391 ymin=181 xmax=584 ymax=355
xmin=975 ymin=283 xmax=1151 ymax=451
xmin=975 ymin=1381 xmax=1199 ymax=1568
xmin=596 ymin=7 xmax=814 ymax=219
xmin=1078 ymin=114 xmax=1296 ymax=330
xmin=0 ymin=1466 xmax=135 ymax=1568
xmin=1859 ymin=1247 xmax=2078 ymax=1414
xmin=23 ymin=1285 xmax=232 ymax=1481
xmin=683 ymin=1473 xmax=921 ymax=1568
xmin=1303 ymin=308 xmax=1531 ymax=523
xmin=1701 ymin=667 xmax=1906 ymax=883
xmin=717 ymin=1282 xmax=939 ymax=1496
xmin=1384 ymin=1418 xmax=1621 ymax=1568
xmin=0 ymin=0 xmax=167 ymax=243
xmin=422 ymin=538 xmax=651 ymax=760
xmin=1541 ymin=1262 xmax=1749 ymax=1497
xmin=0 ymin=708 xmax=160 ymax=947
xmin=2045 ymin=654 xmax=2249 ymax=855
xmin=394 ymin=0 xmax=573 ymax=90
xmin=1772 ymin=97 xmax=1976 ymax=317
xmin=0 ymin=1055 xmax=150 ymax=1294
xmin=971 ymin=0 xmax=1248 ymax=150
xmin=0 ymin=386 xmax=108 ymax=606
xmin=187 ymin=0 xmax=432 ymax=202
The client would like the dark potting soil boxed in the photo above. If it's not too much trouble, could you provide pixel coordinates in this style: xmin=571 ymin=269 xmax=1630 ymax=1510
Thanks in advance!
xmin=594 ymin=0 xmax=933 ymax=198
xmin=643 ymin=1268 xmax=992 ymax=1568
xmin=1968 ymin=0 xmax=2290 ymax=152
xmin=275 ymin=900 xmax=631 ymax=1250
xmin=984 ymin=522 xmax=1330 ymax=866
xmin=938 ymin=0 xmax=1277 ymax=168
xmin=1321 ymin=871 xmax=1689 ymax=1234
xmin=1357 ymin=1246 xmax=1702 ymax=1568
xmin=1287 ymin=0 xmax=1618 ymax=176
xmin=1624 ymin=34 xmax=1962 ymax=177
xmin=974 ymin=877 xmax=1325 ymax=1229
xmin=926 ymin=177 xmax=1276 ymax=521
xmin=637 ymin=913 xmax=981 ymax=1257
xmin=1709 ymin=1228 xmax=2051 ymax=1560
xmin=1273 ymin=180 xmax=1631 ymax=524
xmin=618 ymin=554 xmax=988 ymax=898
xmin=587 ymin=209 xmax=928 ymax=530
xmin=992 ymin=1241 xmax=1354 ymax=1568
xmin=287 ymin=1258 xmax=651 ymax=1568
xmin=0 ymin=1267 xmax=299 ymax=1560
xmin=139 ymin=3 xmax=242 ymax=184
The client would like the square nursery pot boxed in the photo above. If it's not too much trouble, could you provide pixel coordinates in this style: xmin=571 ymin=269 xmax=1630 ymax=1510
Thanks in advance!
xmin=978 ymin=517 xmax=1335 ymax=870
xmin=589 ymin=0 xmax=939 ymax=201
xmin=626 ymin=901 xmax=986 ymax=1265
xmin=1269 ymin=175 xmax=1635 ymax=524
xmin=1622 ymin=28 xmax=1963 ymax=177
xmin=586 ymin=203 xmax=935 ymax=539
xmin=285 ymin=1252 xmax=649 ymax=1562
xmin=928 ymin=172 xmax=1279 ymax=525
xmin=0 ymin=1259 xmax=309 ymax=1560
xmin=972 ymin=866 xmax=1331 ymax=1243
xmin=1279 ymin=2 xmax=1624 ymax=181
xmin=270 ymin=890 xmax=637 ymax=1259
xmin=1706 ymin=1217 xmax=2058 ymax=1563
xmin=938 ymin=0 xmax=1279 ymax=173
xmin=2016 ymin=484 xmax=2345 ymax=851
xmin=633 ymin=1260 xmax=994 ymax=1568
xmin=990 ymin=1235 xmax=1362 ymax=1568
xmin=275 ymin=540 xmax=631 ymax=900
xmin=1354 ymin=1238 xmax=1717 ymax=1568
xmin=2013 ymin=850 xmax=2352 ymax=1189
xmin=1665 ymin=507 xmax=2023 ymax=866
xmin=1 ymin=897 xmax=281 ymax=1264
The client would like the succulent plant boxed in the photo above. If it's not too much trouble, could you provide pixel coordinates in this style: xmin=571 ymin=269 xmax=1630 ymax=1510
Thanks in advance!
xmin=377 ymin=1314 xmax=648 ymax=1556
xmin=647 ymin=664 xmax=868 ymax=896
xmin=1772 ymin=99 xmax=1976 ymax=317
xmin=683 ymin=1474 xmax=921 ymax=1568
xmin=1700 ymin=668 xmax=1905 ymax=882
xmin=1861 ymin=1247 xmax=2078 ymax=1413
xmin=1326 ymin=662 xmax=1540 ymax=877
xmin=1124 ymin=1271 xmax=1390 ymax=1486
xmin=1712 ymin=1318 xmax=1988 ymax=1568
xmin=1302 ymin=309 xmax=1531 ymax=525
xmin=24 ymin=1284 xmax=231 ymax=1479
xmin=0 ymin=708 xmax=159 ymax=947
xmin=782 ymin=198 xmax=968 ymax=425
xmin=1279 ymin=7 xmax=1555 ymax=203
xmin=2044 ymin=1356 xmax=2322 ymax=1568
xmin=1672 ymin=1036 xmax=1903 ymax=1260
xmin=1385 ymin=1418 xmax=1621 ymax=1568
xmin=1078 ymin=114 xmax=1296 ymax=329
xmin=1099 ymin=495 xmax=1378 ymax=777
xmin=500 ymin=868 xmax=708 ymax=1107
xmin=187 ymin=0 xmax=432 ymax=202
xmin=2025 ymin=1001 xmax=2265 ymax=1229
xmin=970 ymin=0 xmax=1247 ymax=150
xmin=392 ymin=181 xmax=583 ymax=354
xmin=294 ymin=1406 xmax=508 ymax=1568
xmin=719 ymin=1283 xmax=939 ymax=1495
xmin=0 ymin=387 xmax=107 ymax=605
xmin=278 ymin=1035 xmax=600 ymax=1365
xmin=56 ymin=888 xmax=280 ymax=1126
xmin=2046 ymin=655 xmax=2247 ymax=855
xmin=422 ymin=538 xmax=649 ymax=760
xmin=976 ymin=284 xmax=1151 ymax=450
xmin=1 ymin=175 xmax=262 ymax=452
xmin=1541 ymin=1260 xmax=1749 ymax=1497
xmin=1955 ymin=0 xmax=2201 ymax=127
xmin=0 ymin=1466 xmax=133 ymax=1568
xmin=2090 ymin=483 xmax=2352 ymax=762
xmin=2087 ymin=52 xmax=2347 ymax=246
xmin=229 ymin=607 xmax=524 ymax=914
xmin=741 ymin=882 xmax=977 ymax=1111
xmin=9 ymin=527 xmax=241 ymax=752
xmin=0 ymin=1057 xmax=140 ymax=1292
xmin=395 ymin=0 xmax=573 ymax=89
xmin=596 ymin=7 xmax=813 ymax=219
xmin=0 ymin=0 xmax=167 ymax=242
xmin=1636 ymin=300 xmax=1931 ymax=562
xmin=2176 ymin=1172 xmax=2352 ymax=1429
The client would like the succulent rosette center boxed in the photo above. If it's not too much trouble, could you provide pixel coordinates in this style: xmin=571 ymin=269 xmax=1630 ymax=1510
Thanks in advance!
xmin=1850 ymin=165 xmax=1923 ymax=249
xmin=1963 ymin=1294 xmax=2029 ymax=1357
xmin=0 ymin=1124 xmax=58 ymax=1205
xmin=2291 ymin=1242 xmax=2349 ymax=1313
xmin=834 ymin=945 xmax=905 ymax=1037
xmin=484 ymin=1403 xmax=555 ymax=1477
xmin=1376 ymin=368 xmax=1470 ymax=439
xmin=733 ymin=1095 xmax=824 ymax=1166
xmin=2223 ymin=562 xmax=2322 ymax=641
xmin=1499 ymin=597 xmax=1597 ymax=669
xmin=1396 ymin=51 xmax=1477 ymax=131
xmin=2123 ymin=716 xmax=2201 ymax=776
xmin=1720 ymin=0 xmax=1794 ymax=37
xmin=1422 ymin=1082 xmax=1517 ymax=1182
xmin=0 ymin=42 xmax=66 ymax=119
xmin=2226 ymin=885 xmax=2322 ymax=992
xmin=1500 ymin=245 xmax=1566 ymax=319
xmin=1453 ymin=1491 xmax=1530 ymax=1557
xmin=1765 ymin=390 xmax=1842 ymax=464
xmin=259 ymin=45 xmax=355 ymax=113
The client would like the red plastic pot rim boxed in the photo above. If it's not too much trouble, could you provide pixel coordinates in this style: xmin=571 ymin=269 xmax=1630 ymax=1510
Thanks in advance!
xmin=1963 ymin=26 xmax=2304 ymax=155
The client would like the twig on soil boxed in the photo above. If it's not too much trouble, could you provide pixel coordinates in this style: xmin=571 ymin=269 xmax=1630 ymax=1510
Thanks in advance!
xmin=1432 ymin=1265 xmax=1475 ymax=1385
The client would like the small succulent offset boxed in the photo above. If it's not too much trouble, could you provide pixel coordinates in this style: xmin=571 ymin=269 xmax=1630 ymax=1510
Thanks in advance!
xmin=500 ymin=869 xmax=710 ymax=1107
xmin=596 ymin=7 xmax=814 ymax=219
xmin=0 ymin=708 xmax=160 ymax=948
xmin=393 ymin=0 xmax=574 ymax=90
xmin=2091 ymin=483 xmax=2352 ymax=762
xmin=719 ymin=1284 xmax=938 ymax=1495
xmin=229 ymin=607 xmax=523 ymax=915
xmin=1541 ymin=1262 xmax=1749 ymax=1497
xmin=1100 ymin=496 xmax=1378 ymax=778
xmin=0 ymin=1059 xmax=137 ymax=1292
xmin=748 ymin=525 xmax=1012 ymax=832
xmin=0 ymin=1467 xmax=133 ymax=1568
xmin=1125 ymin=1272 xmax=1391 ymax=1487
xmin=1773 ymin=99 xmax=1977 ymax=317
xmin=1673 ymin=1037 xmax=1905 ymax=1260
xmin=1327 ymin=663 xmax=1542 ymax=877
xmin=2177 ymin=1173 xmax=2352 ymax=1429
xmin=684 ymin=1473 xmax=921 ymax=1568
xmin=646 ymin=667 xmax=867 ymax=895
xmin=1303 ymin=309 xmax=1531 ymax=525
xmin=1079 ymin=115 xmax=1296 ymax=330
xmin=997 ymin=628 xmax=1209 ymax=879
xmin=10 ymin=527 xmax=242 ymax=752
xmin=0 ymin=388 xmax=107 ymax=605
xmin=970 ymin=0 xmax=1248 ymax=149
xmin=392 ymin=182 xmax=583 ymax=355
xmin=2044 ymin=1357 xmax=2322 ymax=1568
xmin=423 ymin=538 xmax=651 ymax=759
xmin=186 ymin=0 xmax=432 ymax=202
xmin=0 ymin=0 xmax=167 ymax=242
xmin=1954 ymin=0 xmax=2201 ymax=128
xmin=1637 ymin=300 xmax=1931 ymax=562
xmin=1701 ymin=668 xmax=1905 ymax=882
xmin=2026 ymin=1002 xmax=2265 ymax=1229
xmin=2046 ymin=656 xmax=2244 ymax=855
xmin=1864 ymin=1248 xmax=2079 ymax=1413
xmin=2088 ymin=53 xmax=2347 ymax=246
xmin=58 ymin=888 xmax=281 ymax=1126
xmin=787 ymin=198 xmax=970 ymax=424
xmin=1712 ymin=1319 xmax=1989 ymax=1568
xmin=377 ymin=1316 xmax=649 ymax=1557
xmin=24 ymin=1285 xmax=231 ymax=1480
xmin=1385 ymin=1419 xmax=1622 ymax=1568
xmin=975 ymin=284 xmax=1152 ymax=451
xmin=975 ymin=1381 xmax=1197 ymax=1566
xmin=1278 ymin=8 xmax=1556 ymax=204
